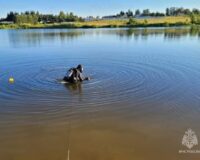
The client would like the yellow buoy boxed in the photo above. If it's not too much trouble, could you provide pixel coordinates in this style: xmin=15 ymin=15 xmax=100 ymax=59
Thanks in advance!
xmin=9 ymin=77 xmax=15 ymax=84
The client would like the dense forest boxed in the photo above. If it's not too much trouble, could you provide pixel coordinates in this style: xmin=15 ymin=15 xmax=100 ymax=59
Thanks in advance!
xmin=102 ymin=7 xmax=200 ymax=18
xmin=2 ymin=11 xmax=83 ymax=24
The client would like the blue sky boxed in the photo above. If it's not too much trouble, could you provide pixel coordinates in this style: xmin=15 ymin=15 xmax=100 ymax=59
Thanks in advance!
xmin=1 ymin=0 xmax=200 ymax=18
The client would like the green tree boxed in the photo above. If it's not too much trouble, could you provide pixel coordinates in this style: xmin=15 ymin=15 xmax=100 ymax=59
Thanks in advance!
xmin=192 ymin=9 xmax=200 ymax=15
xmin=58 ymin=11 xmax=66 ymax=22
xmin=126 ymin=10 xmax=133 ymax=17
xmin=6 ymin=12 xmax=18 ymax=21
xmin=135 ymin=9 xmax=141 ymax=16
xmin=142 ymin=9 xmax=150 ymax=16
xmin=166 ymin=8 xmax=170 ymax=16
xmin=128 ymin=18 xmax=137 ymax=25
xmin=120 ymin=11 xmax=125 ymax=16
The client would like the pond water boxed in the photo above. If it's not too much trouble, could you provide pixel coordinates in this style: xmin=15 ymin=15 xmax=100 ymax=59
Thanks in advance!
xmin=0 ymin=27 xmax=200 ymax=160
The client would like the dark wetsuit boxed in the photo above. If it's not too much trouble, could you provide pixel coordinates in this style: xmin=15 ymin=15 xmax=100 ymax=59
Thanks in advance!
xmin=63 ymin=68 xmax=85 ymax=83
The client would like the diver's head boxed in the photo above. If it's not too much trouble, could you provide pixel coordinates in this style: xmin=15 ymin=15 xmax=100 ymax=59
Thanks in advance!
xmin=77 ymin=64 xmax=83 ymax=73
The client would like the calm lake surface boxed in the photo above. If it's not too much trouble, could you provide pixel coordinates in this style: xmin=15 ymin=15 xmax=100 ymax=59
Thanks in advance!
xmin=0 ymin=27 xmax=200 ymax=160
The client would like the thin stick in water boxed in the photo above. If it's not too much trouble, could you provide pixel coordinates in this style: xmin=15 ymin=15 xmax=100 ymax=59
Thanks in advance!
xmin=67 ymin=149 xmax=70 ymax=160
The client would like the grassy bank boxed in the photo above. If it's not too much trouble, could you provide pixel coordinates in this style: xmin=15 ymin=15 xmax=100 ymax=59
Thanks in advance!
xmin=0 ymin=16 xmax=195 ymax=29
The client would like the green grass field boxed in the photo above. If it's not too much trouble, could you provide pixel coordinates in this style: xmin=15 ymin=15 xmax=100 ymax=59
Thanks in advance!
xmin=0 ymin=16 xmax=195 ymax=29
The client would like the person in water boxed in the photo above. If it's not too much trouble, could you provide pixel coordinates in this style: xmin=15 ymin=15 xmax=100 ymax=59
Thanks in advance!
xmin=63 ymin=64 xmax=90 ymax=83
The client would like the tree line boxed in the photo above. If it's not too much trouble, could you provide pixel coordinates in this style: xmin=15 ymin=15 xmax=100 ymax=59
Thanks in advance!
xmin=102 ymin=7 xmax=200 ymax=25
xmin=3 ymin=11 xmax=83 ymax=24
xmin=110 ymin=7 xmax=200 ymax=18
xmin=1 ymin=7 xmax=200 ymax=25
xmin=117 ymin=9 xmax=165 ymax=18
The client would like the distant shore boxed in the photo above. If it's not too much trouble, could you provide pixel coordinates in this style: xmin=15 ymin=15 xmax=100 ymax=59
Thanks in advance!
xmin=0 ymin=16 xmax=197 ymax=29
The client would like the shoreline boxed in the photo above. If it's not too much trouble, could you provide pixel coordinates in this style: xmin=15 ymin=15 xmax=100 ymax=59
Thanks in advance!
xmin=0 ymin=16 xmax=199 ymax=29
xmin=0 ymin=23 xmax=193 ymax=30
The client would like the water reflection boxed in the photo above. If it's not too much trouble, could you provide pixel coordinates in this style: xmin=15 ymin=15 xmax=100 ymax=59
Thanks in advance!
xmin=108 ymin=27 xmax=200 ymax=40
xmin=1 ymin=27 xmax=200 ymax=160
xmin=7 ymin=27 xmax=200 ymax=47
xmin=64 ymin=82 xmax=83 ymax=94
xmin=8 ymin=29 xmax=85 ymax=47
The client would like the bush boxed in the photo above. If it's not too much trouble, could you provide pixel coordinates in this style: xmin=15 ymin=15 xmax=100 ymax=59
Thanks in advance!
xmin=128 ymin=18 xmax=137 ymax=25
xmin=190 ymin=14 xmax=200 ymax=24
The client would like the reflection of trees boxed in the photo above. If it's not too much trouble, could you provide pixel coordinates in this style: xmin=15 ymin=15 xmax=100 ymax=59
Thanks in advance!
xmin=8 ymin=30 xmax=85 ymax=47
xmin=190 ymin=26 xmax=200 ymax=38
xmin=8 ymin=27 xmax=200 ymax=47
xmin=164 ymin=29 xmax=189 ymax=39
xmin=100 ymin=28 xmax=200 ymax=40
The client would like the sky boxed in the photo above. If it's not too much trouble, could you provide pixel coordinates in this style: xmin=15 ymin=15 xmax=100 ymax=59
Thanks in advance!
xmin=0 ymin=0 xmax=200 ymax=18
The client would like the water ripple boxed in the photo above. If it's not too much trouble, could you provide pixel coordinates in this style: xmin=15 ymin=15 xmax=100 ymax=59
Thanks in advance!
xmin=1 ymin=54 xmax=199 ymax=118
